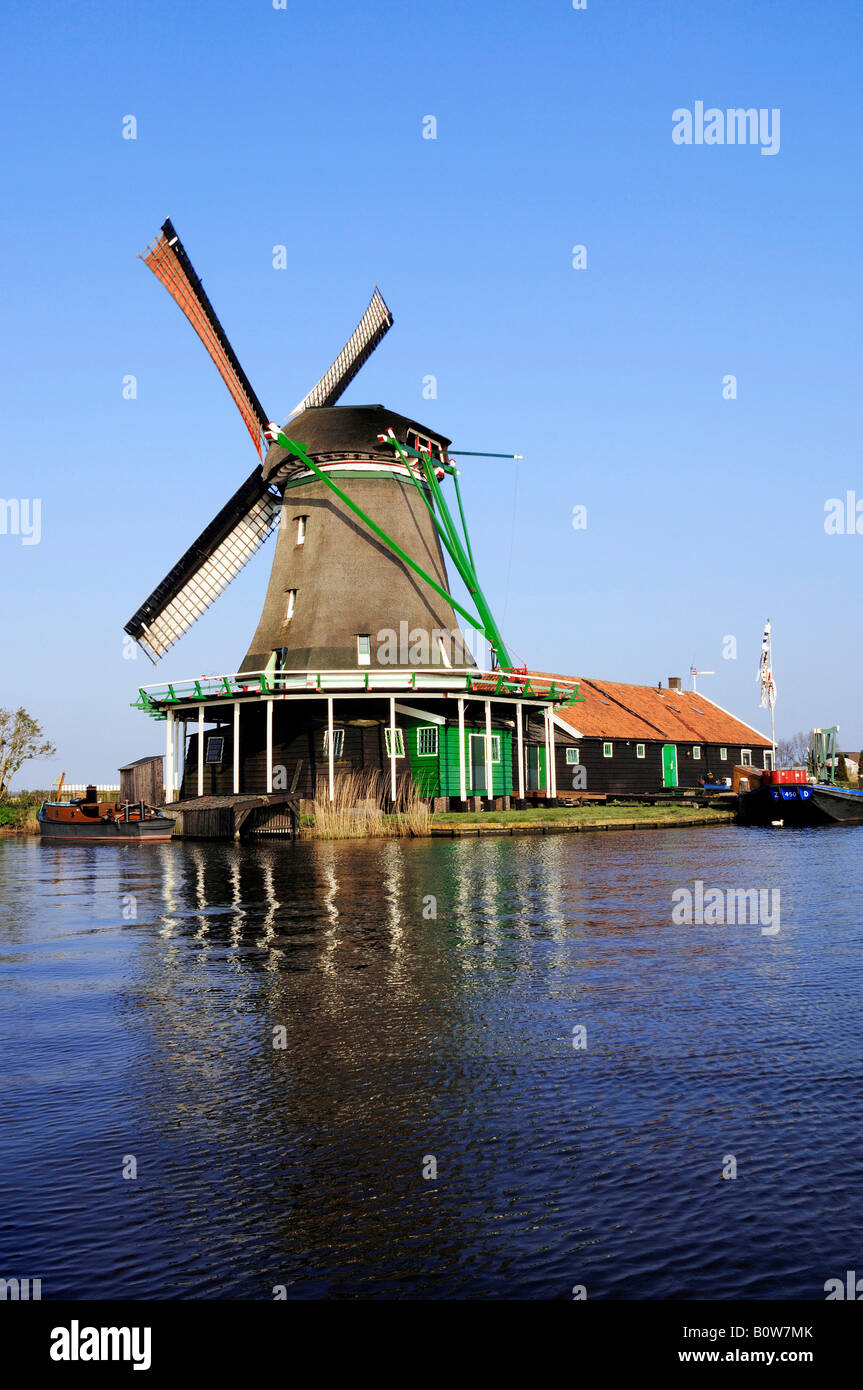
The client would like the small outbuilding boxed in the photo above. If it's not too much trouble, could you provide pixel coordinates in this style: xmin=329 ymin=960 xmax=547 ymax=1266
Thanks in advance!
xmin=119 ymin=755 xmax=165 ymax=806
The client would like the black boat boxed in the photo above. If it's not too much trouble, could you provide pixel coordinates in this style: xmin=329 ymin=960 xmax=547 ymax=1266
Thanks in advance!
xmin=739 ymin=780 xmax=863 ymax=826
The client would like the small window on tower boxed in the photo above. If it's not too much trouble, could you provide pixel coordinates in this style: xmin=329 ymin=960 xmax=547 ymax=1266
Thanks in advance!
xmin=284 ymin=590 xmax=296 ymax=623
xmin=323 ymin=728 xmax=345 ymax=757
xmin=205 ymin=736 xmax=224 ymax=764
xmin=296 ymin=516 xmax=307 ymax=545
xmin=384 ymin=728 xmax=405 ymax=757
xmin=357 ymin=635 xmax=371 ymax=665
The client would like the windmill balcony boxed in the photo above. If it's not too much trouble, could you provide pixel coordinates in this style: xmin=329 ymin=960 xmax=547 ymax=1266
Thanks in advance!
xmin=133 ymin=669 xmax=582 ymax=809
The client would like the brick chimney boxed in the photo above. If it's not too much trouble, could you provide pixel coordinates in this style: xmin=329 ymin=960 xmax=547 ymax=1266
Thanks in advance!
xmin=668 ymin=676 xmax=682 ymax=691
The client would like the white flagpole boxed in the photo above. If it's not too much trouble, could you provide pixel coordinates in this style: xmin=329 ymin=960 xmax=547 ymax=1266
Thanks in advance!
xmin=769 ymin=624 xmax=776 ymax=768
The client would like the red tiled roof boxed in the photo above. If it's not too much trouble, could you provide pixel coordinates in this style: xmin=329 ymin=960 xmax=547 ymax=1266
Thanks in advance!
xmin=531 ymin=673 xmax=771 ymax=747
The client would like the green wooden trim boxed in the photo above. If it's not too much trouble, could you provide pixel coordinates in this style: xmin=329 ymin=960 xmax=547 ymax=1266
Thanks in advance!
xmin=452 ymin=468 xmax=476 ymax=571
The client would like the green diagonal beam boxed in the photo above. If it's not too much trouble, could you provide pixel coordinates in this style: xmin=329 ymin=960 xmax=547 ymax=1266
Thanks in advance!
xmin=275 ymin=434 xmax=486 ymax=633
xmin=380 ymin=435 xmax=513 ymax=667
xmin=387 ymin=437 xmax=478 ymax=589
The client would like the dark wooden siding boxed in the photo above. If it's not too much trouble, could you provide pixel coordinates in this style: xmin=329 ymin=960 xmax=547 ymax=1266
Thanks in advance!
xmin=547 ymin=726 xmax=771 ymax=795
xmin=119 ymin=756 xmax=164 ymax=805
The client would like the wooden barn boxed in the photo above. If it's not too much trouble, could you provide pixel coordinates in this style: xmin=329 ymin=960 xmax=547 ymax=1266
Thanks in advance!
xmin=532 ymin=674 xmax=773 ymax=797
xmin=118 ymin=755 xmax=164 ymax=806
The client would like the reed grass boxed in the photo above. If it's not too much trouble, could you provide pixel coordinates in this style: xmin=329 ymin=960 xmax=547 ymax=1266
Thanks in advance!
xmin=310 ymin=769 xmax=430 ymax=839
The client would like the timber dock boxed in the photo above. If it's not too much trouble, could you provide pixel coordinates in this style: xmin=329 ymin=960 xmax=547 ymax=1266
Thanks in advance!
xmin=163 ymin=793 xmax=299 ymax=841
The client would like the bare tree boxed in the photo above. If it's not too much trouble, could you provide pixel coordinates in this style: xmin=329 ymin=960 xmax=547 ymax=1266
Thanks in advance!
xmin=0 ymin=707 xmax=56 ymax=802
xmin=775 ymin=730 xmax=810 ymax=768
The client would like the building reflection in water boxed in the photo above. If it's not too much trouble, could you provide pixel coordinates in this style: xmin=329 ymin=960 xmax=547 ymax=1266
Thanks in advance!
xmin=120 ymin=833 xmax=676 ymax=1295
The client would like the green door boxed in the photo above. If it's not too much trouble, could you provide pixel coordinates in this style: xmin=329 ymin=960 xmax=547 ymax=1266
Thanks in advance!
xmin=662 ymin=744 xmax=678 ymax=788
xmin=526 ymin=744 xmax=541 ymax=791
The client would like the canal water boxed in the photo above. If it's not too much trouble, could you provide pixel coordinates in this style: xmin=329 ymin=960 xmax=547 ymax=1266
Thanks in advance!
xmin=0 ymin=826 xmax=861 ymax=1299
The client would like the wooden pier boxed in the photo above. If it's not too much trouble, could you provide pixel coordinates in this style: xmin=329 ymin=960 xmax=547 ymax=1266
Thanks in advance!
xmin=162 ymin=793 xmax=299 ymax=841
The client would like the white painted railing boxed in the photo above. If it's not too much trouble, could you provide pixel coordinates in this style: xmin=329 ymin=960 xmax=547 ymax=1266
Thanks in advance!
xmin=136 ymin=668 xmax=583 ymax=708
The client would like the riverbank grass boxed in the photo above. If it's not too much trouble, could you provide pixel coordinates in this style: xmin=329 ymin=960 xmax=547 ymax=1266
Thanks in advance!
xmin=430 ymin=803 xmax=735 ymax=830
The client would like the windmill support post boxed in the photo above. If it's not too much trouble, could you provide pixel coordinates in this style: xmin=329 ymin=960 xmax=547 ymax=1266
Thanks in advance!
xmin=484 ymin=699 xmax=493 ymax=803
xmin=175 ymin=715 xmax=182 ymax=801
xmin=516 ymin=702 xmax=525 ymax=801
xmin=165 ymin=708 xmax=174 ymax=805
xmin=550 ymin=714 xmax=557 ymax=797
xmin=458 ymin=697 xmax=467 ymax=802
xmin=233 ymin=701 xmax=240 ymax=796
xmin=266 ymin=699 xmax=273 ymax=795
xmin=197 ymin=706 xmax=205 ymax=798
xmin=327 ymin=696 xmax=335 ymax=801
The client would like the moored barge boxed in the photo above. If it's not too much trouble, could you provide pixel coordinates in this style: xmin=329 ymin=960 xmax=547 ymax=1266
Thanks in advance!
xmin=38 ymin=785 xmax=174 ymax=843
xmin=739 ymin=769 xmax=863 ymax=827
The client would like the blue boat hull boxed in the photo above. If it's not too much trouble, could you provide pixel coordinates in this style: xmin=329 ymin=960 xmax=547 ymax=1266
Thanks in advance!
xmin=739 ymin=783 xmax=863 ymax=826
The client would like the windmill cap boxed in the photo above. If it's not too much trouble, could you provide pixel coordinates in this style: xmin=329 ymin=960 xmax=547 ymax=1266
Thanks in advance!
xmin=262 ymin=404 xmax=451 ymax=482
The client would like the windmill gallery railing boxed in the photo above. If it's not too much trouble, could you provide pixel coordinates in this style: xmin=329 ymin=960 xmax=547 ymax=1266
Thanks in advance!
xmin=133 ymin=668 xmax=583 ymax=715
xmin=134 ymin=669 xmax=584 ymax=805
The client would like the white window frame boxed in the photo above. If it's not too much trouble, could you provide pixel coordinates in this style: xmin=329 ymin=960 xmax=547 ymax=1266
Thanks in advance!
xmin=205 ymin=735 xmax=224 ymax=764
xmin=693 ymin=745 xmax=701 ymax=760
xmin=490 ymin=734 xmax=501 ymax=764
xmin=295 ymin=515 xmax=307 ymax=545
xmin=719 ymin=747 xmax=727 ymax=761
xmin=603 ymin=742 xmax=613 ymax=758
xmin=417 ymin=726 xmax=438 ymax=757
xmin=741 ymin=749 xmax=752 ymax=767
xmin=565 ymin=747 xmax=580 ymax=765
xmin=636 ymin=743 xmax=646 ymax=759
xmin=763 ymin=750 xmax=774 ymax=770
xmin=384 ymin=728 xmax=405 ymax=757
xmin=284 ymin=589 xmax=296 ymax=623
xmin=323 ymin=728 xmax=345 ymax=758
xmin=357 ymin=634 xmax=371 ymax=665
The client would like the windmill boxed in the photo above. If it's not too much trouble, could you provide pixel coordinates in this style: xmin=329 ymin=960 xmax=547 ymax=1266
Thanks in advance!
xmin=126 ymin=220 xmax=578 ymax=810
xmin=124 ymin=219 xmax=510 ymax=675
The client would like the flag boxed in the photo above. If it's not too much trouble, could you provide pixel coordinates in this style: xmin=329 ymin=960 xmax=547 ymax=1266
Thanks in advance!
xmin=758 ymin=620 xmax=776 ymax=708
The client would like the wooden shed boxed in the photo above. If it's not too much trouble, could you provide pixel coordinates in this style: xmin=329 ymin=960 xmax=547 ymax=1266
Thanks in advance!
xmin=119 ymin=755 xmax=165 ymax=806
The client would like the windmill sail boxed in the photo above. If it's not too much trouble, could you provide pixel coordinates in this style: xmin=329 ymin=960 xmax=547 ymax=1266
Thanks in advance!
xmin=140 ymin=219 xmax=269 ymax=458
xmin=286 ymin=288 xmax=393 ymax=419
xmin=124 ymin=468 xmax=279 ymax=661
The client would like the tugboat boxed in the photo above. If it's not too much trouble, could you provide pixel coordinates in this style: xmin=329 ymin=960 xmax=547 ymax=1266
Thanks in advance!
xmin=38 ymin=783 xmax=174 ymax=843
xmin=739 ymin=726 xmax=863 ymax=827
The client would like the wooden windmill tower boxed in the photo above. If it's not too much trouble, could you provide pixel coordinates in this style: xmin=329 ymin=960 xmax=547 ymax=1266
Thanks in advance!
xmin=127 ymin=221 xmax=578 ymax=809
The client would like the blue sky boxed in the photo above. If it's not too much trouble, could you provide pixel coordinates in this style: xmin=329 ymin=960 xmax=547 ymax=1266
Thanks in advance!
xmin=1 ymin=0 xmax=861 ymax=786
